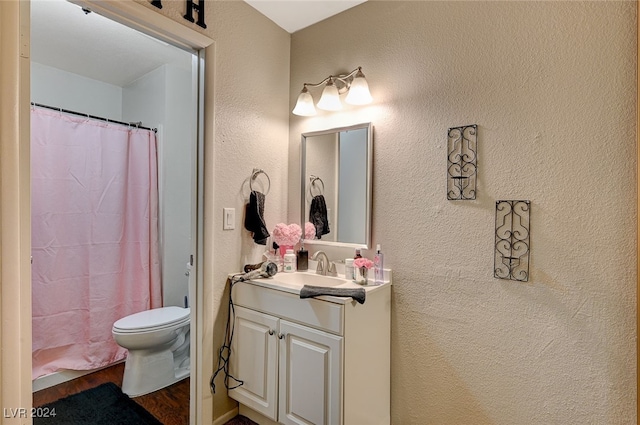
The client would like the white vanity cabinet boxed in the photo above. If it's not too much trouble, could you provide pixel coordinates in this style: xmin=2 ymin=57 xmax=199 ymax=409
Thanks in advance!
xmin=229 ymin=278 xmax=391 ymax=425
xmin=229 ymin=306 xmax=279 ymax=419
xmin=231 ymin=306 xmax=342 ymax=425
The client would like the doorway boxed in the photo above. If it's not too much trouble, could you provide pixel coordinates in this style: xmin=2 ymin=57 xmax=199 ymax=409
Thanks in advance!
xmin=30 ymin=0 xmax=203 ymax=422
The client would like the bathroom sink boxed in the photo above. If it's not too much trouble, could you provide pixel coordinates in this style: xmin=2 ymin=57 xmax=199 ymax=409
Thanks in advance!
xmin=270 ymin=272 xmax=349 ymax=288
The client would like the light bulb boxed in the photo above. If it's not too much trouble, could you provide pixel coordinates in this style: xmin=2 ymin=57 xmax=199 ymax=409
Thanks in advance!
xmin=292 ymin=86 xmax=316 ymax=116
xmin=316 ymin=79 xmax=342 ymax=111
xmin=345 ymin=70 xmax=372 ymax=105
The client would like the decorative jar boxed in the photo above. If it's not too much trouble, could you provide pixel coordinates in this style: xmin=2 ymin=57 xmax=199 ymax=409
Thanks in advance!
xmin=354 ymin=267 xmax=368 ymax=285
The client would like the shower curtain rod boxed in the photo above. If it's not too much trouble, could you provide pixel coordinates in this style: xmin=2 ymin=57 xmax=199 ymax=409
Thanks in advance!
xmin=31 ymin=102 xmax=157 ymax=132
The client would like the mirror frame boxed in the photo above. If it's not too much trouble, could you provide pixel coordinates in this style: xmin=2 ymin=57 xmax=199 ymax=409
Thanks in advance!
xmin=300 ymin=122 xmax=373 ymax=249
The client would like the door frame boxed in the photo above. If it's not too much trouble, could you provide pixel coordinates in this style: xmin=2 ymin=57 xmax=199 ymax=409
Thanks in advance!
xmin=0 ymin=2 xmax=32 ymax=421
xmin=0 ymin=1 xmax=214 ymax=424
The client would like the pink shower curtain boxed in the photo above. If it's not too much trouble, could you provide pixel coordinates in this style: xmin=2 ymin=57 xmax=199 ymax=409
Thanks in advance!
xmin=31 ymin=107 xmax=162 ymax=380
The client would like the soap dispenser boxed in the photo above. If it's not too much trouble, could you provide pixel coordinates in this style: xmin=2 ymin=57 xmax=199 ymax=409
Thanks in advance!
xmin=374 ymin=244 xmax=384 ymax=285
xmin=297 ymin=243 xmax=308 ymax=271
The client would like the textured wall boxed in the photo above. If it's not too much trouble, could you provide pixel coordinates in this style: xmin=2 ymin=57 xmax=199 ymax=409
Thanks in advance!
xmin=134 ymin=0 xmax=291 ymax=420
xmin=203 ymin=3 xmax=291 ymax=418
xmin=290 ymin=2 xmax=637 ymax=424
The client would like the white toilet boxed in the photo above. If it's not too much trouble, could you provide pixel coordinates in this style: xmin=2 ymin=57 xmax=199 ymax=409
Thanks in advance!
xmin=112 ymin=306 xmax=191 ymax=397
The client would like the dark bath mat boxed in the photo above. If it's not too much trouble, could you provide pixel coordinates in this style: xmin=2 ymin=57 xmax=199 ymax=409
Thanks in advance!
xmin=224 ymin=415 xmax=258 ymax=425
xmin=33 ymin=382 xmax=162 ymax=425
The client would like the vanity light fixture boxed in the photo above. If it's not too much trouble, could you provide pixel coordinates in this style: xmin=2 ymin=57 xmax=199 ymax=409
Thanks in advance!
xmin=292 ymin=67 xmax=372 ymax=116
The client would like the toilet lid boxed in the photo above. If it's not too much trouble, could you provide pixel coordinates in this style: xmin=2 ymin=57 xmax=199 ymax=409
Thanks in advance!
xmin=113 ymin=306 xmax=190 ymax=332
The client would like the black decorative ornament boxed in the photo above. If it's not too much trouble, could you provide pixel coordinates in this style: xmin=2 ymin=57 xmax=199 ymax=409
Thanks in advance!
xmin=494 ymin=200 xmax=531 ymax=282
xmin=151 ymin=0 xmax=207 ymax=29
xmin=447 ymin=124 xmax=477 ymax=200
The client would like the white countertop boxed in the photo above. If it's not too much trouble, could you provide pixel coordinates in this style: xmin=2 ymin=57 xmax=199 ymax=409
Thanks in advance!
xmin=231 ymin=270 xmax=392 ymax=304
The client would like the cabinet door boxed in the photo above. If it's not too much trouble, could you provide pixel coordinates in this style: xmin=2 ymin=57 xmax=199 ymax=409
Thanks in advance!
xmin=229 ymin=305 xmax=279 ymax=420
xmin=278 ymin=320 xmax=343 ymax=425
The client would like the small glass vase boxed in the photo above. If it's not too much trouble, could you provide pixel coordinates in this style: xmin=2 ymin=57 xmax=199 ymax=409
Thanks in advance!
xmin=354 ymin=267 xmax=369 ymax=285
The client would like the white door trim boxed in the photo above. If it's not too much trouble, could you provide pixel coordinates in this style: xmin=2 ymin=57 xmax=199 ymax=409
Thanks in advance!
xmin=68 ymin=0 xmax=213 ymax=51
xmin=0 ymin=1 xmax=33 ymax=420
xmin=2 ymin=2 xmax=214 ymax=424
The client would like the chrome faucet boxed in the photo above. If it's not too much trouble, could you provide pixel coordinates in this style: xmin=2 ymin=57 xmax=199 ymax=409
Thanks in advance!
xmin=311 ymin=251 xmax=337 ymax=277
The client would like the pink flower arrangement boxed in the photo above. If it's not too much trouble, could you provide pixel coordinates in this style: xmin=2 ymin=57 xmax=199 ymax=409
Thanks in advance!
xmin=304 ymin=222 xmax=316 ymax=240
xmin=353 ymin=258 xmax=374 ymax=269
xmin=272 ymin=223 xmax=302 ymax=246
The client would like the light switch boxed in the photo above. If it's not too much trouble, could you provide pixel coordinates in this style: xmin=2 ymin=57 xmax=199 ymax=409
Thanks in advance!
xmin=223 ymin=208 xmax=235 ymax=230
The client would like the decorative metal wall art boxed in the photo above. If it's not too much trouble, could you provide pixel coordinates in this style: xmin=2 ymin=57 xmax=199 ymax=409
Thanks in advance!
xmin=494 ymin=200 xmax=530 ymax=282
xmin=447 ymin=124 xmax=477 ymax=200
xmin=151 ymin=0 xmax=207 ymax=29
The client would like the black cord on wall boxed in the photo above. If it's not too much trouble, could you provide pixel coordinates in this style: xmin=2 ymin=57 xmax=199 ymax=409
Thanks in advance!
xmin=210 ymin=276 xmax=244 ymax=394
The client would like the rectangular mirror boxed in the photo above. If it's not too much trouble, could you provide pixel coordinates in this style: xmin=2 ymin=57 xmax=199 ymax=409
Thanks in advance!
xmin=300 ymin=122 xmax=372 ymax=249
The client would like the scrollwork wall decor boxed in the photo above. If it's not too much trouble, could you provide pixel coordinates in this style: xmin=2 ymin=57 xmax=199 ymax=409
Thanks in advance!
xmin=447 ymin=124 xmax=477 ymax=200
xmin=494 ymin=200 xmax=530 ymax=282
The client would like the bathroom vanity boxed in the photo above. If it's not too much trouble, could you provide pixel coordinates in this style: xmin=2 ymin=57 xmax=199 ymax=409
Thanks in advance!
xmin=229 ymin=271 xmax=391 ymax=425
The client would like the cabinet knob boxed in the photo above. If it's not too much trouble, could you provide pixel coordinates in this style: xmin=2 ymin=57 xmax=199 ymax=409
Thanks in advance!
xmin=268 ymin=329 xmax=275 ymax=336
xmin=277 ymin=333 xmax=285 ymax=340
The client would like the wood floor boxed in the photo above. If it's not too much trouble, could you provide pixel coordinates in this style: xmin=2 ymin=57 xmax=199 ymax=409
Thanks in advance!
xmin=33 ymin=363 xmax=190 ymax=425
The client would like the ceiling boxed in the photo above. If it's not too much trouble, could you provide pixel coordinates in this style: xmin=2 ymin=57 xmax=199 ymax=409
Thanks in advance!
xmin=244 ymin=0 xmax=367 ymax=33
xmin=30 ymin=0 xmax=363 ymax=87
xmin=31 ymin=0 xmax=192 ymax=87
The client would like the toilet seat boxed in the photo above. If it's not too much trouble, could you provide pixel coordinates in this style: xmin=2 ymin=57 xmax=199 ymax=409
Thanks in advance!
xmin=113 ymin=306 xmax=190 ymax=334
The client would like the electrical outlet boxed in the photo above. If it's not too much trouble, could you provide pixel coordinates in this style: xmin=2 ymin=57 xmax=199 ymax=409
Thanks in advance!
xmin=223 ymin=208 xmax=235 ymax=230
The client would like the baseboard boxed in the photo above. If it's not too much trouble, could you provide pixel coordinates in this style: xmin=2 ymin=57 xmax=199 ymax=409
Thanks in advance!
xmin=213 ymin=407 xmax=238 ymax=425
xmin=32 ymin=361 xmax=125 ymax=392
